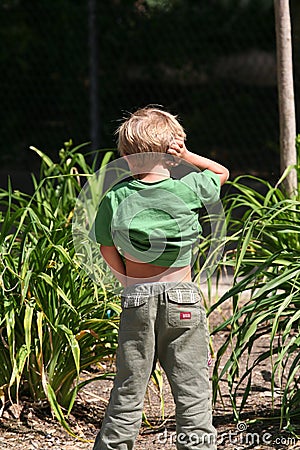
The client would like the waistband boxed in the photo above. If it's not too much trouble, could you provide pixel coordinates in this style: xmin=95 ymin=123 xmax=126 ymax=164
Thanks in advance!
xmin=122 ymin=281 xmax=199 ymax=297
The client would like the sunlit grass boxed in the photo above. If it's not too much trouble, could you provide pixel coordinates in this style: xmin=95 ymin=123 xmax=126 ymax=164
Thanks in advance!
xmin=0 ymin=141 xmax=120 ymax=434
xmin=209 ymin=139 xmax=300 ymax=432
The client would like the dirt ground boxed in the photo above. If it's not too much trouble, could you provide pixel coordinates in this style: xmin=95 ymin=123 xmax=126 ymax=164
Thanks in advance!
xmin=1 ymin=282 xmax=300 ymax=450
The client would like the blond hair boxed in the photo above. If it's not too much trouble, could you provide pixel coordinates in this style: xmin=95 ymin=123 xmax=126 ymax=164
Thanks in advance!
xmin=116 ymin=106 xmax=186 ymax=155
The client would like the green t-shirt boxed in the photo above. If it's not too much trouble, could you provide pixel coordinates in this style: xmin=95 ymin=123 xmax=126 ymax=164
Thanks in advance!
xmin=94 ymin=169 xmax=220 ymax=267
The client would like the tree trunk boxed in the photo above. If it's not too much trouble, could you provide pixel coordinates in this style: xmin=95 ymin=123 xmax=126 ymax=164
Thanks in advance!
xmin=274 ymin=0 xmax=297 ymax=196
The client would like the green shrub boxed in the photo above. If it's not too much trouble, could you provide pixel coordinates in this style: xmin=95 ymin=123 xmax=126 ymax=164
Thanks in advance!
xmin=0 ymin=141 xmax=120 ymax=432
xmin=210 ymin=139 xmax=300 ymax=432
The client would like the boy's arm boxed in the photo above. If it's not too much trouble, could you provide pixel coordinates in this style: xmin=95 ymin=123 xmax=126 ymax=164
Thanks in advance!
xmin=168 ymin=138 xmax=229 ymax=186
xmin=100 ymin=245 xmax=127 ymax=286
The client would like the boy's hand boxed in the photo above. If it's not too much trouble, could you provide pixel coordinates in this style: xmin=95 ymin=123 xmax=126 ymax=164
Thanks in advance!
xmin=167 ymin=136 xmax=188 ymax=159
xmin=167 ymin=136 xmax=229 ymax=185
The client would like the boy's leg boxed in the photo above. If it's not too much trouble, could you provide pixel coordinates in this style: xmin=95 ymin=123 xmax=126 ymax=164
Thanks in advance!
xmin=158 ymin=286 xmax=217 ymax=450
xmin=93 ymin=292 xmax=156 ymax=450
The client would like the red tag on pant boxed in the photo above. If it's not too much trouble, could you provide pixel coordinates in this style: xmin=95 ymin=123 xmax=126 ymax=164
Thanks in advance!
xmin=180 ymin=311 xmax=191 ymax=320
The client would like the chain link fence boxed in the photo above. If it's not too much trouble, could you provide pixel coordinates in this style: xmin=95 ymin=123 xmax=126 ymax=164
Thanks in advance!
xmin=1 ymin=0 xmax=299 ymax=183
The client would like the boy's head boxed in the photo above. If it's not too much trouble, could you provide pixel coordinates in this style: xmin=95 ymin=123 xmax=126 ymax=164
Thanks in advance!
xmin=116 ymin=106 xmax=186 ymax=156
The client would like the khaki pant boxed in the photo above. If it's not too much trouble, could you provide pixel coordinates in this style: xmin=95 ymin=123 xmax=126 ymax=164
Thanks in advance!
xmin=93 ymin=282 xmax=217 ymax=450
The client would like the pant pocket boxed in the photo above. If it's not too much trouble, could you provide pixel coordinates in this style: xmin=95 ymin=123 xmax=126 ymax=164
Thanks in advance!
xmin=120 ymin=293 xmax=149 ymax=332
xmin=167 ymin=289 xmax=203 ymax=328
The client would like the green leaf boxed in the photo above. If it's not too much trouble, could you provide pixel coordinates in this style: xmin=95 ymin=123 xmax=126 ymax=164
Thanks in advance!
xmin=37 ymin=273 xmax=77 ymax=314
xmin=45 ymin=383 xmax=78 ymax=438
xmin=30 ymin=146 xmax=54 ymax=168
xmin=24 ymin=304 xmax=34 ymax=355
xmin=57 ymin=325 xmax=80 ymax=375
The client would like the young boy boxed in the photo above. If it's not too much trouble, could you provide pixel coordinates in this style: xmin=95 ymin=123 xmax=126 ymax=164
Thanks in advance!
xmin=92 ymin=106 xmax=229 ymax=450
